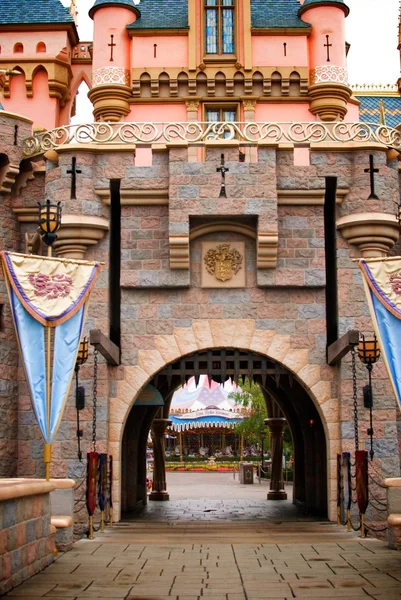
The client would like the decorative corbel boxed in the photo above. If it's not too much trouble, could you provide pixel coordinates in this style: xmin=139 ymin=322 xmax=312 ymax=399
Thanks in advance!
xmin=169 ymin=235 xmax=189 ymax=269
xmin=0 ymin=162 xmax=20 ymax=194
xmin=336 ymin=212 xmax=399 ymax=258
xmin=257 ymin=232 xmax=279 ymax=269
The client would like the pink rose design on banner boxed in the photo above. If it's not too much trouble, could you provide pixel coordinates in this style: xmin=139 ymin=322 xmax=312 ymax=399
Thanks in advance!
xmin=28 ymin=273 xmax=73 ymax=299
xmin=389 ymin=271 xmax=401 ymax=296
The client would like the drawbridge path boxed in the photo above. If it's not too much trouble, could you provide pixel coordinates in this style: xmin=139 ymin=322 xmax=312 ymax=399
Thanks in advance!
xmin=5 ymin=473 xmax=401 ymax=599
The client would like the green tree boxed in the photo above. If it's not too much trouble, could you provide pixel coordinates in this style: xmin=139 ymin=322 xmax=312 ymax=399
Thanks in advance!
xmin=228 ymin=379 xmax=268 ymax=446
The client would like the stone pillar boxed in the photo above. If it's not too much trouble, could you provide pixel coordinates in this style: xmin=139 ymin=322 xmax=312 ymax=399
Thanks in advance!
xmin=150 ymin=418 xmax=172 ymax=501
xmin=265 ymin=417 xmax=287 ymax=500
xmin=185 ymin=100 xmax=199 ymax=162
xmin=242 ymin=100 xmax=257 ymax=162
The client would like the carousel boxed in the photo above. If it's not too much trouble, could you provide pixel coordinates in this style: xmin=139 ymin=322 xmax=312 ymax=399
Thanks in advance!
xmin=167 ymin=376 xmax=248 ymax=461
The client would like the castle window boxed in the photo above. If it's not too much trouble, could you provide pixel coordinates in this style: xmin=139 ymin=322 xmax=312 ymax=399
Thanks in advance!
xmin=36 ymin=42 xmax=46 ymax=53
xmin=205 ymin=105 xmax=238 ymax=138
xmin=205 ymin=0 xmax=235 ymax=56
xmin=14 ymin=43 xmax=24 ymax=53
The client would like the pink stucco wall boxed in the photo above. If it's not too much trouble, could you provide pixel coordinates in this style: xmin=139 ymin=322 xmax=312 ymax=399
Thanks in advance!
xmin=131 ymin=36 xmax=188 ymax=68
xmin=252 ymin=36 xmax=308 ymax=67
xmin=126 ymin=103 xmax=188 ymax=122
xmin=2 ymin=68 xmax=58 ymax=130
xmin=301 ymin=6 xmax=347 ymax=68
xmin=0 ymin=31 xmax=69 ymax=58
xmin=344 ymin=102 xmax=360 ymax=122
xmin=92 ymin=6 xmax=136 ymax=71
xmin=255 ymin=103 xmax=315 ymax=122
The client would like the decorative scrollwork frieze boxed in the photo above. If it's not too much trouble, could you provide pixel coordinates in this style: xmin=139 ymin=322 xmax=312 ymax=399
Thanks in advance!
xmin=310 ymin=65 xmax=349 ymax=86
xmin=91 ymin=67 xmax=130 ymax=87
xmin=23 ymin=121 xmax=401 ymax=157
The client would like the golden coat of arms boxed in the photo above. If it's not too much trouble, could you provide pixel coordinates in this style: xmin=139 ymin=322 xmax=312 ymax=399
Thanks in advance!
xmin=204 ymin=243 xmax=243 ymax=282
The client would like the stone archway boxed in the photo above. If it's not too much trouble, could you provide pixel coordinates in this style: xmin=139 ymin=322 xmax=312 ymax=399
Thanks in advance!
xmin=109 ymin=320 xmax=339 ymax=522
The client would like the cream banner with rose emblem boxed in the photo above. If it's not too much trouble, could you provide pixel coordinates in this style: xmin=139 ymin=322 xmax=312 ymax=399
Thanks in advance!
xmin=0 ymin=251 xmax=100 ymax=446
xmin=359 ymin=258 xmax=401 ymax=412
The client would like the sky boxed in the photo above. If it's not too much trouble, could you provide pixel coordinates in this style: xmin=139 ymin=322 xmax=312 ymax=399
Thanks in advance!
xmin=62 ymin=0 xmax=401 ymax=121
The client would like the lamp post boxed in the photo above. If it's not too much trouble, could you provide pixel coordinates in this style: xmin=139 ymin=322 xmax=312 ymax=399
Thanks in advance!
xmin=260 ymin=431 xmax=267 ymax=472
xmin=75 ymin=337 xmax=89 ymax=461
xmin=358 ymin=334 xmax=380 ymax=461
xmin=37 ymin=200 xmax=62 ymax=480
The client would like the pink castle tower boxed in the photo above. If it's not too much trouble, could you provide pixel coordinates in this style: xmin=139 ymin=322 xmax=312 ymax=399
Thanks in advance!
xmin=88 ymin=0 xmax=140 ymax=121
xmin=300 ymin=0 xmax=352 ymax=120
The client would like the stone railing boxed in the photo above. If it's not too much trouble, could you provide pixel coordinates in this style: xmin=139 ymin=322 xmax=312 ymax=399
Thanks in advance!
xmin=23 ymin=121 xmax=401 ymax=157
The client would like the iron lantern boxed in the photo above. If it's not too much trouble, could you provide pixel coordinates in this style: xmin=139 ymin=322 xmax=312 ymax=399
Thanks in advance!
xmin=38 ymin=199 xmax=61 ymax=247
xmin=357 ymin=335 xmax=380 ymax=366
xmin=76 ymin=337 xmax=89 ymax=367
xmin=357 ymin=334 xmax=380 ymax=461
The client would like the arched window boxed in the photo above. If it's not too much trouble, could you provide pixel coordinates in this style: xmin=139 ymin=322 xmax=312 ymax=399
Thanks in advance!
xmin=205 ymin=0 xmax=235 ymax=56
xmin=36 ymin=42 xmax=46 ymax=53
xmin=14 ymin=43 xmax=24 ymax=53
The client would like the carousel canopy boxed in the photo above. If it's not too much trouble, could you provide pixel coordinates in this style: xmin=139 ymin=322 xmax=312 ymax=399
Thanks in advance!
xmin=169 ymin=376 xmax=245 ymax=432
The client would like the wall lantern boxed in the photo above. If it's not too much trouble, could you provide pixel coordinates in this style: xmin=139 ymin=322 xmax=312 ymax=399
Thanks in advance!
xmin=38 ymin=199 xmax=62 ymax=250
xmin=358 ymin=334 xmax=380 ymax=460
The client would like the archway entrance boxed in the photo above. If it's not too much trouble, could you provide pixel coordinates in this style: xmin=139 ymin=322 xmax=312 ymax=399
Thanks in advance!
xmin=121 ymin=348 xmax=327 ymax=520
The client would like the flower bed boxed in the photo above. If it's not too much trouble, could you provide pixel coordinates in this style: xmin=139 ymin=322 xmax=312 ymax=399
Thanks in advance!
xmin=166 ymin=461 xmax=246 ymax=472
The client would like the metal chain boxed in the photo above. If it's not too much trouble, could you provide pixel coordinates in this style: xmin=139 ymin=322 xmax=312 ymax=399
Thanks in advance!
xmin=92 ymin=347 xmax=98 ymax=451
xmin=351 ymin=347 xmax=359 ymax=451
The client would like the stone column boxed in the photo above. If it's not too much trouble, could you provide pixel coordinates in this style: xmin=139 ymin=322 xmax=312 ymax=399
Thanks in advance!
xmin=265 ymin=417 xmax=287 ymax=500
xmin=186 ymin=100 xmax=200 ymax=162
xmin=150 ymin=418 xmax=172 ymax=501
xmin=243 ymin=100 xmax=257 ymax=162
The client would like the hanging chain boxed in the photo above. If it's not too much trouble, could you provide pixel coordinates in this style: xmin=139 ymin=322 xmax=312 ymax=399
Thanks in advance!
xmin=92 ymin=347 xmax=98 ymax=452
xmin=351 ymin=347 xmax=359 ymax=451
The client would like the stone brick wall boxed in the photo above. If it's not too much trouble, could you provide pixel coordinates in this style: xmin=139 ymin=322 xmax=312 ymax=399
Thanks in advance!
xmin=0 ymin=485 xmax=55 ymax=595
xmin=0 ymin=113 xmax=33 ymax=477
xmin=2 ymin=137 xmax=400 ymax=530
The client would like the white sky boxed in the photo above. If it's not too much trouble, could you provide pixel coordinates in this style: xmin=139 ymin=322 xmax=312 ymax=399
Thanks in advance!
xmin=62 ymin=0 xmax=401 ymax=121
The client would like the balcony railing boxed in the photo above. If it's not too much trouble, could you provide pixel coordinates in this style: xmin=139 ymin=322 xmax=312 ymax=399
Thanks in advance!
xmin=23 ymin=121 xmax=401 ymax=157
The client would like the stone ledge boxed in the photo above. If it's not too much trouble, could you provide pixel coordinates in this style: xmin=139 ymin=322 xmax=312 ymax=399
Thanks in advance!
xmin=278 ymin=188 xmax=348 ymax=205
xmin=385 ymin=478 xmax=401 ymax=487
xmin=51 ymin=515 xmax=73 ymax=528
xmin=97 ymin=188 xmax=168 ymax=205
xmin=0 ymin=478 xmax=56 ymax=502
xmin=388 ymin=514 xmax=401 ymax=526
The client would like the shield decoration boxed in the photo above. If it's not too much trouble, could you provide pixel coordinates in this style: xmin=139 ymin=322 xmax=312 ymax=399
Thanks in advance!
xmin=215 ymin=258 xmax=232 ymax=282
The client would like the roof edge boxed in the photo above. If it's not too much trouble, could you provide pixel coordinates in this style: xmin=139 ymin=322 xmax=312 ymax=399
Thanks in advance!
xmin=89 ymin=1 xmax=140 ymax=20
xmin=298 ymin=1 xmax=350 ymax=18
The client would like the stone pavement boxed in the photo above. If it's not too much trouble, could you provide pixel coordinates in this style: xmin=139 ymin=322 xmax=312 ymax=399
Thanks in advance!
xmin=5 ymin=474 xmax=401 ymax=599
xmin=5 ymin=529 xmax=401 ymax=600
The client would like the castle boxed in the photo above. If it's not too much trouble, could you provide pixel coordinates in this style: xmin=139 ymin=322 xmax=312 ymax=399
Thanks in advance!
xmin=1 ymin=0 xmax=401 ymax=531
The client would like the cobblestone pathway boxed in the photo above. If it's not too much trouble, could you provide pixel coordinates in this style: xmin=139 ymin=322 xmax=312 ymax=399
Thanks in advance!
xmin=5 ymin=475 xmax=401 ymax=599
xmin=6 ymin=530 xmax=401 ymax=600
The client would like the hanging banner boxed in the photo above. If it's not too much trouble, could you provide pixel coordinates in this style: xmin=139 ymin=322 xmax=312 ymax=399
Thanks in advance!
xmin=109 ymin=455 xmax=113 ymax=511
xmin=0 ymin=251 xmax=100 ymax=448
xmin=86 ymin=451 xmax=99 ymax=516
xmin=359 ymin=258 xmax=401 ymax=412
xmin=355 ymin=450 xmax=369 ymax=515
xmin=342 ymin=452 xmax=352 ymax=512
xmin=337 ymin=453 xmax=342 ymax=515
xmin=98 ymin=453 xmax=108 ymax=513
xmin=341 ymin=452 xmax=352 ymax=514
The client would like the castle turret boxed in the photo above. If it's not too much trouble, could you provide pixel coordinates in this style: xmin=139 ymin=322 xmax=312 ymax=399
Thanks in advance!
xmin=299 ymin=0 xmax=351 ymax=121
xmin=88 ymin=0 xmax=140 ymax=122
xmin=0 ymin=0 xmax=78 ymax=129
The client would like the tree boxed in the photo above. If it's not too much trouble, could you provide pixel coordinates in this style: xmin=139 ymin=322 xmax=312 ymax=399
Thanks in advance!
xmin=228 ymin=379 xmax=268 ymax=446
